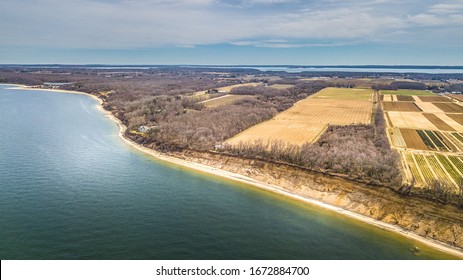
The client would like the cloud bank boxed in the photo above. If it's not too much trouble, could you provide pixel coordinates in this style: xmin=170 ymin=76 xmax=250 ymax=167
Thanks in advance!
xmin=0 ymin=0 xmax=462 ymax=49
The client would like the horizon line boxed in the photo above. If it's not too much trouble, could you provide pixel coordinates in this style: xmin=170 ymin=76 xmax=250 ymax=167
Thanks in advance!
xmin=1 ymin=64 xmax=463 ymax=69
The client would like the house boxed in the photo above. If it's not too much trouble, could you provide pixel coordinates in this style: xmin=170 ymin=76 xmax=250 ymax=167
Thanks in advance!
xmin=138 ymin=126 xmax=149 ymax=133
xmin=138 ymin=124 xmax=157 ymax=133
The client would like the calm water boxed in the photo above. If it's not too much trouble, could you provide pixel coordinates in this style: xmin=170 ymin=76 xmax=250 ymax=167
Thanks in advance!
xmin=0 ymin=85 xmax=456 ymax=259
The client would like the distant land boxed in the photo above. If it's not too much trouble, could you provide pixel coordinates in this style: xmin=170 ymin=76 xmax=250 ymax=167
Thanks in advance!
xmin=1 ymin=64 xmax=463 ymax=69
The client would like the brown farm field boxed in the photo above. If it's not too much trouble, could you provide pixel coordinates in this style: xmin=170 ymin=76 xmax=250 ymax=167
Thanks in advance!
xmin=200 ymin=94 xmax=255 ymax=108
xmin=398 ymin=128 xmax=429 ymax=150
xmin=417 ymin=96 xmax=452 ymax=102
xmin=225 ymin=87 xmax=374 ymax=147
xmin=194 ymin=82 xmax=262 ymax=96
xmin=448 ymin=114 xmax=463 ymax=126
xmin=274 ymin=99 xmax=373 ymax=124
xmin=396 ymin=95 xmax=415 ymax=102
xmin=381 ymin=90 xmax=435 ymax=96
xmin=432 ymin=102 xmax=463 ymax=113
xmin=449 ymin=94 xmax=463 ymax=102
xmin=382 ymin=101 xmax=421 ymax=112
xmin=225 ymin=120 xmax=327 ymax=147
xmin=422 ymin=113 xmax=455 ymax=131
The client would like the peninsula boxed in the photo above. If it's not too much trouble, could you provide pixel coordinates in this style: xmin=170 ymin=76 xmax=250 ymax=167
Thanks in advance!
xmin=2 ymin=65 xmax=463 ymax=258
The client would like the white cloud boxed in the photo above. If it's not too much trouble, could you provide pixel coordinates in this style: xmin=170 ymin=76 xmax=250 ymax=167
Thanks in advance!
xmin=242 ymin=0 xmax=296 ymax=4
xmin=408 ymin=14 xmax=446 ymax=25
xmin=256 ymin=8 xmax=406 ymax=40
xmin=231 ymin=39 xmax=347 ymax=48
xmin=408 ymin=13 xmax=463 ymax=26
xmin=429 ymin=3 xmax=463 ymax=14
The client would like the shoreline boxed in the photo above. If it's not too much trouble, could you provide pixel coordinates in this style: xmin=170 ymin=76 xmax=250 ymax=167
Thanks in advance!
xmin=5 ymin=84 xmax=463 ymax=258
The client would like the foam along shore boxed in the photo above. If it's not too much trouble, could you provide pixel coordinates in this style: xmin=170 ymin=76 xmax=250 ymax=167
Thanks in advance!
xmin=7 ymin=84 xmax=463 ymax=259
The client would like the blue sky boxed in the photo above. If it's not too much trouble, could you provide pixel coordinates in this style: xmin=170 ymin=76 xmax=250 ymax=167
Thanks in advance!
xmin=1 ymin=0 xmax=462 ymax=65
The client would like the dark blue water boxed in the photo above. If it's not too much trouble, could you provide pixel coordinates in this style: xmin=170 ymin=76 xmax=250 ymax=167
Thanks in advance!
xmin=0 ymin=85 xmax=456 ymax=259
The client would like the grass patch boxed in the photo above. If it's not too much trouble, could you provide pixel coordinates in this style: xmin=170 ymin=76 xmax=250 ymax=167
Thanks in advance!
xmin=201 ymin=94 xmax=255 ymax=108
xmin=268 ymin=84 xmax=294 ymax=90
xmin=436 ymin=155 xmax=462 ymax=185
xmin=313 ymin=87 xmax=373 ymax=100
xmin=129 ymin=130 xmax=146 ymax=136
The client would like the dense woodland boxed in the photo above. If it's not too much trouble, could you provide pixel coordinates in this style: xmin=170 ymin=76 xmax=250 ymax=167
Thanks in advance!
xmin=1 ymin=66 xmax=463 ymax=201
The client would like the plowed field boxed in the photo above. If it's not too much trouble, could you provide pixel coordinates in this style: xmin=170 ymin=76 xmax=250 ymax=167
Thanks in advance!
xmin=382 ymin=102 xmax=421 ymax=112
xmin=433 ymin=103 xmax=463 ymax=113
xmin=418 ymin=96 xmax=452 ymax=102
xmin=226 ymin=88 xmax=374 ymax=147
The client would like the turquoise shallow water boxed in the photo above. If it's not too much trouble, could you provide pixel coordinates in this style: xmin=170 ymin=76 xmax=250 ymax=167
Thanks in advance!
xmin=0 ymin=85 xmax=456 ymax=259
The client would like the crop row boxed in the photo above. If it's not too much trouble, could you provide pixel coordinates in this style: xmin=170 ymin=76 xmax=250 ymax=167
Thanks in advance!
xmin=405 ymin=153 xmax=425 ymax=186
xmin=425 ymin=130 xmax=449 ymax=151
xmin=426 ymin=155 xmax=455 ymax=187
xmin=406 ymin=153 xmax=462 ymax=190
xmin=436 ymin=154 xmax=462 ymax=186
xmin=449 ymin=157 xmax=463 ymax=175
xmin=412 ymin=154 xmax=436 ymax=185
xmin=417 ymin=130 xmax=437 ymax=150
xmin=415 ymin=130 xmax=454 ymax=152
xmin=451 ymin=132 xmax=463 ymax=145
xmin=436 ymin=131 xmax=459 ymax=152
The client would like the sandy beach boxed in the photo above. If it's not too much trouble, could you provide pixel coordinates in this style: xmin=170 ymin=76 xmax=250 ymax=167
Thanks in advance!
xmin=6 ymin=84 xmax=463 ymax=258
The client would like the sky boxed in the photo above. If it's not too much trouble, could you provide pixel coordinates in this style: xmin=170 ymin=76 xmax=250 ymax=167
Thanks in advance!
xmin=0 ymin=0 xmax=462 ymax=65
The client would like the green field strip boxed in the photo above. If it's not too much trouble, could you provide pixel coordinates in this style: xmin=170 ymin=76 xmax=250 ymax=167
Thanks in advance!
xmin=424 ymin=130 xmax=449 ymax=151
xmin=425 ymin=155 xmax=455 ymax=186
xmin=414 ymin=154 xmax=437 ymax=185
xmin=449 ymin=156 xmax=463 ymax=172
xmin=417 ymin=130 xmax=437 ymax=150
xmin=432 ymin=131 xmax=451 ymax=151
xmin=405 ymin=153 xmax=425 ymax=186
xmin=436 ymin=155 xmax=462 ymax=185
xmin=451 ymin=133 xmax=463 ymax=150
xmin=451 ymin=132 xmax=463 ymax=146
xmin=401 ymin=152 xmax=414 ymax=182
